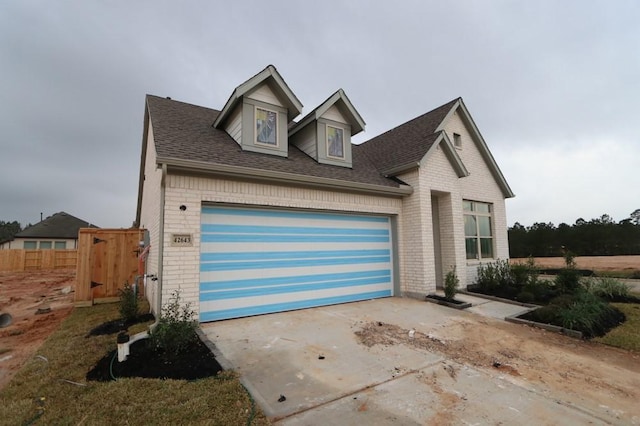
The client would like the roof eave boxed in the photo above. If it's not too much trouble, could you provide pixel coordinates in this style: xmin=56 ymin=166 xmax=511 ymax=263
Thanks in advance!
xmin=135 ymin=101 xmax=151 ymax=227
xmin=156 ymin=156 xmax=413 ymax=198
xmin=381 ymin=162 xmax=421 ymax=177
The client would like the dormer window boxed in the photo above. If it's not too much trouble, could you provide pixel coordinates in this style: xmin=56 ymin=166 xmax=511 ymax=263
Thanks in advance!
xmin=213 ymin=65 xmax=303 ymax=158
xmin=327 ymin=125 xmax=345 ymax=159
xmin=256 ymin=107 xmax=278 ymax=146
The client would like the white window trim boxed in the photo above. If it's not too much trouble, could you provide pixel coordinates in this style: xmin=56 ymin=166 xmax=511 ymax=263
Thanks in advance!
xmin=464 ymin=200 xmax=494 ymax=260
xmin=254 ymin=106 xmax=279 ymax=148
xmin=326 ymin=124 xmax=346 ymax=160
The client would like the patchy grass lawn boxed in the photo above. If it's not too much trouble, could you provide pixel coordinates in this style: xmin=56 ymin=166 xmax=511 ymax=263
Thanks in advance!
xmin=0 ymin=303 xmax=269 ymax=425
xmin=594 ymin=299 xmax=640 ymax=352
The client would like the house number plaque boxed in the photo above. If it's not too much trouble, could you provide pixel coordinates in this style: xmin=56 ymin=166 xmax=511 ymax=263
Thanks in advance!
xmin=171 ymin=233 xmax=193 ymax=247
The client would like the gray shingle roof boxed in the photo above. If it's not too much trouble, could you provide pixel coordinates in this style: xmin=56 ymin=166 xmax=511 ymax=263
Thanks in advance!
xmin=146 ymin=95 xmax=401 ymax=188
xmin=358 ymin=98 xmax=459 ymax=173
xmin=16 ymin=212 xmax=97 ymax=239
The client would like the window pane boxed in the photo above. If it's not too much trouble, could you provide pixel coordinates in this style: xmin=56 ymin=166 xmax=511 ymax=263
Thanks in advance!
xmin=466 ymin=238 xmax=478 ymax=259
xmin=478 ymin=216 xmax=492 ymax=237
xmin=475 ymin=202 xmax=491 ymax=213
xmin=54 ymin=241 xmax=66 ymax=249
xmin=256 ymin=108 xmax=277 ymax=145
xmin=24 ymin=241 xmax=37 ymax=249
xmin=327 ymin=126 xmax=344 ymax=158
xmin=40 ymin=241 xmax=52 ymax=250
xmin=480 ymin=238 xmax=493 ymax=258
xmin=464 ymin=215 xmax=477 ymax=237
xmin=463 ymin=200 xmax=473 ymax=212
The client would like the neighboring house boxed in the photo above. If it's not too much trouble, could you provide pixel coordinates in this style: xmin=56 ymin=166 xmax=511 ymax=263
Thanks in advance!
xmin=0 ymin=212 xmax=98 ymax=250
xmin=135 ymin=65 xmax=514 ymax=322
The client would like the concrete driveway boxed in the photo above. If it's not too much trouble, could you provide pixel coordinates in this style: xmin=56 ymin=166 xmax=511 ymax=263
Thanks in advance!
xmin=201 ymin=298 xmax=639 ymax=425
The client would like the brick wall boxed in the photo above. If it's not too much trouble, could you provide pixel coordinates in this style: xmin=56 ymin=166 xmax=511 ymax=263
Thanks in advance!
xmin=443 ymin=110 xmax=511 ymax=286
xmin=138 ymin=122 xmax=162 ymax=312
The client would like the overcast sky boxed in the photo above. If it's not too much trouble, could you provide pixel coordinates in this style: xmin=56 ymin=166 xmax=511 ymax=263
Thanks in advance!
xmin=1 ymin=1 xmax=638 ymax=229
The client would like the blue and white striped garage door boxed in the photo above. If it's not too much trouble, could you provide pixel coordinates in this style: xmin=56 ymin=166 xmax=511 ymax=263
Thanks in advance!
xmin=199 ymin=206 xmax=394 ymax=322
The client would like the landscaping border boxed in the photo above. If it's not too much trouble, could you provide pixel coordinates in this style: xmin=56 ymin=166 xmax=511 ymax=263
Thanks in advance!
xmin=505 ymin=313 xmax=583 ymax=339
xmin=425 ymin=294 xmax=472 ymax=309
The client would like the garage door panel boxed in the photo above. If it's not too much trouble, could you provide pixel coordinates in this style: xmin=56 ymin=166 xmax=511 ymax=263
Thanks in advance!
xmin=200 ymin=289 xmax=392 ymax=322
xmin=199 ymin=205 xmax=394 ymax=322
xmin=200 ymin=261 xmax=391 ymax=288
xmin=201 ymin=269 xmax=391 ymax=296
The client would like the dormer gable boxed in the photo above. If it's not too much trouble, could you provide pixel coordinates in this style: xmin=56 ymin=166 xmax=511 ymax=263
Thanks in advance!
xmin=213 ymin=65 xmax=303 ymax=158
xmin=289 ymin=89 xmax=365 ymax=168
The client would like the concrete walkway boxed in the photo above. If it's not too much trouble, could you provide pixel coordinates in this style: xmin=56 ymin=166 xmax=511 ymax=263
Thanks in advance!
xmin=200 ymin=297 xmax=624 ymax=425
xmin=432 ymin=291 xmax=532 ymax=320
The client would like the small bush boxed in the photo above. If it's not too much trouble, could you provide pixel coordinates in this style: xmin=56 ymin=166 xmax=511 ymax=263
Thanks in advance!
xmin=554 ymin=251 xmax=582 ymax=294
xmin=444 ymin=267 xmax=459 ymax=301
xmin=476 ymin=259 xmax=512 ymax=292
xmin=118 ymin=282 xmax=139 ymax=323
xmin=149 ymin=290 xmax=198 ymax=360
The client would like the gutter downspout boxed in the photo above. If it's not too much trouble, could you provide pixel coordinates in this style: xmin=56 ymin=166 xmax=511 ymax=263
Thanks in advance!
xmin=117 ymin=163 xmax=167 ymax=363
xmin=156 ymin=163 xmax=167 ymax=319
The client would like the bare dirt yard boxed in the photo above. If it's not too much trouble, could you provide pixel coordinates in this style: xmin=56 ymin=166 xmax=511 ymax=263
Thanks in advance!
xmin=512 ymin=254 xmax=640 ymax=273
xmin=0 ymin=269 xmax=75 ymax=390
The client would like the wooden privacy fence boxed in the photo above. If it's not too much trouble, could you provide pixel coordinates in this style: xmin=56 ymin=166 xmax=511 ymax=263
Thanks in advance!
xmin=75 ymin=228 xmax=146 ymax=305
xmin=0 ymin=249 xmax=77 ymax=272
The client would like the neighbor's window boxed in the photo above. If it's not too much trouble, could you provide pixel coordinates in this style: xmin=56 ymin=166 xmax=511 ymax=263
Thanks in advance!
xmin=255 ymin=107 xmax=277 ymax=146
xmin=327 ymin=125 xmax=345 ymax=159
xmin=464 ymin=200 xmax=493 ymax=260
xmin=24 ymin=241 xmax=37 ymax=249
xmin=54 ymin=241 xmax=66 ymax=249
xmin=39 ymin=241 xmax=52 ymax=250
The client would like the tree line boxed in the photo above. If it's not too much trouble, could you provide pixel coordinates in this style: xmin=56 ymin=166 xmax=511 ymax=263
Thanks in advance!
xmin=0 ymin=220 xmax=23 ymax=243
xmin=509 ymin=210 xmax=640 ymax=258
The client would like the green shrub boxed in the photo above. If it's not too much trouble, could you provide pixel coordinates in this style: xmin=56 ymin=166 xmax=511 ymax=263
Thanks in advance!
xmin=527 ymin=292 xmax=626 ymax=338
xmin=476 ymin=259 xmax=512 ymax=291
xmin=444 ymin=267 xmax=459 ymax=301
xmin=555 ymin=251 xmax=581 ymax=294
xmin=149 ymin=290 xmax=198 ymax=360
xmin=118 ymin=282 xmax=139 ymax=323
xmin=583 ymin=277 xmax=631 ymax=301
xmin=516 ymin=291 xmax=535 ymax=303
xmin=557 ymin=292 xmax=624 ymax=338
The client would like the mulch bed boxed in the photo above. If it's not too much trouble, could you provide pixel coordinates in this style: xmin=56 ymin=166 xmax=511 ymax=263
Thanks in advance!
xmin=86 ymin=336 xmax=222 ymax=381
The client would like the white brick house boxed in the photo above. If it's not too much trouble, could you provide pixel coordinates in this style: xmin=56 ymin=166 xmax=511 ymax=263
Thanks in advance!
xmin=135 ymin=65 xmax=514 ymax=321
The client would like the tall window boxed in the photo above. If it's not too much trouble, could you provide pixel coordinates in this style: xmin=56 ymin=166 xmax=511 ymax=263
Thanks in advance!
xmin=326 ymin=125 xmax=345 ymax=159
xmin=255 ymin=107 xmax=277 ymax=146
xmin=464 ymin=200 xmax=493 ymax=259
